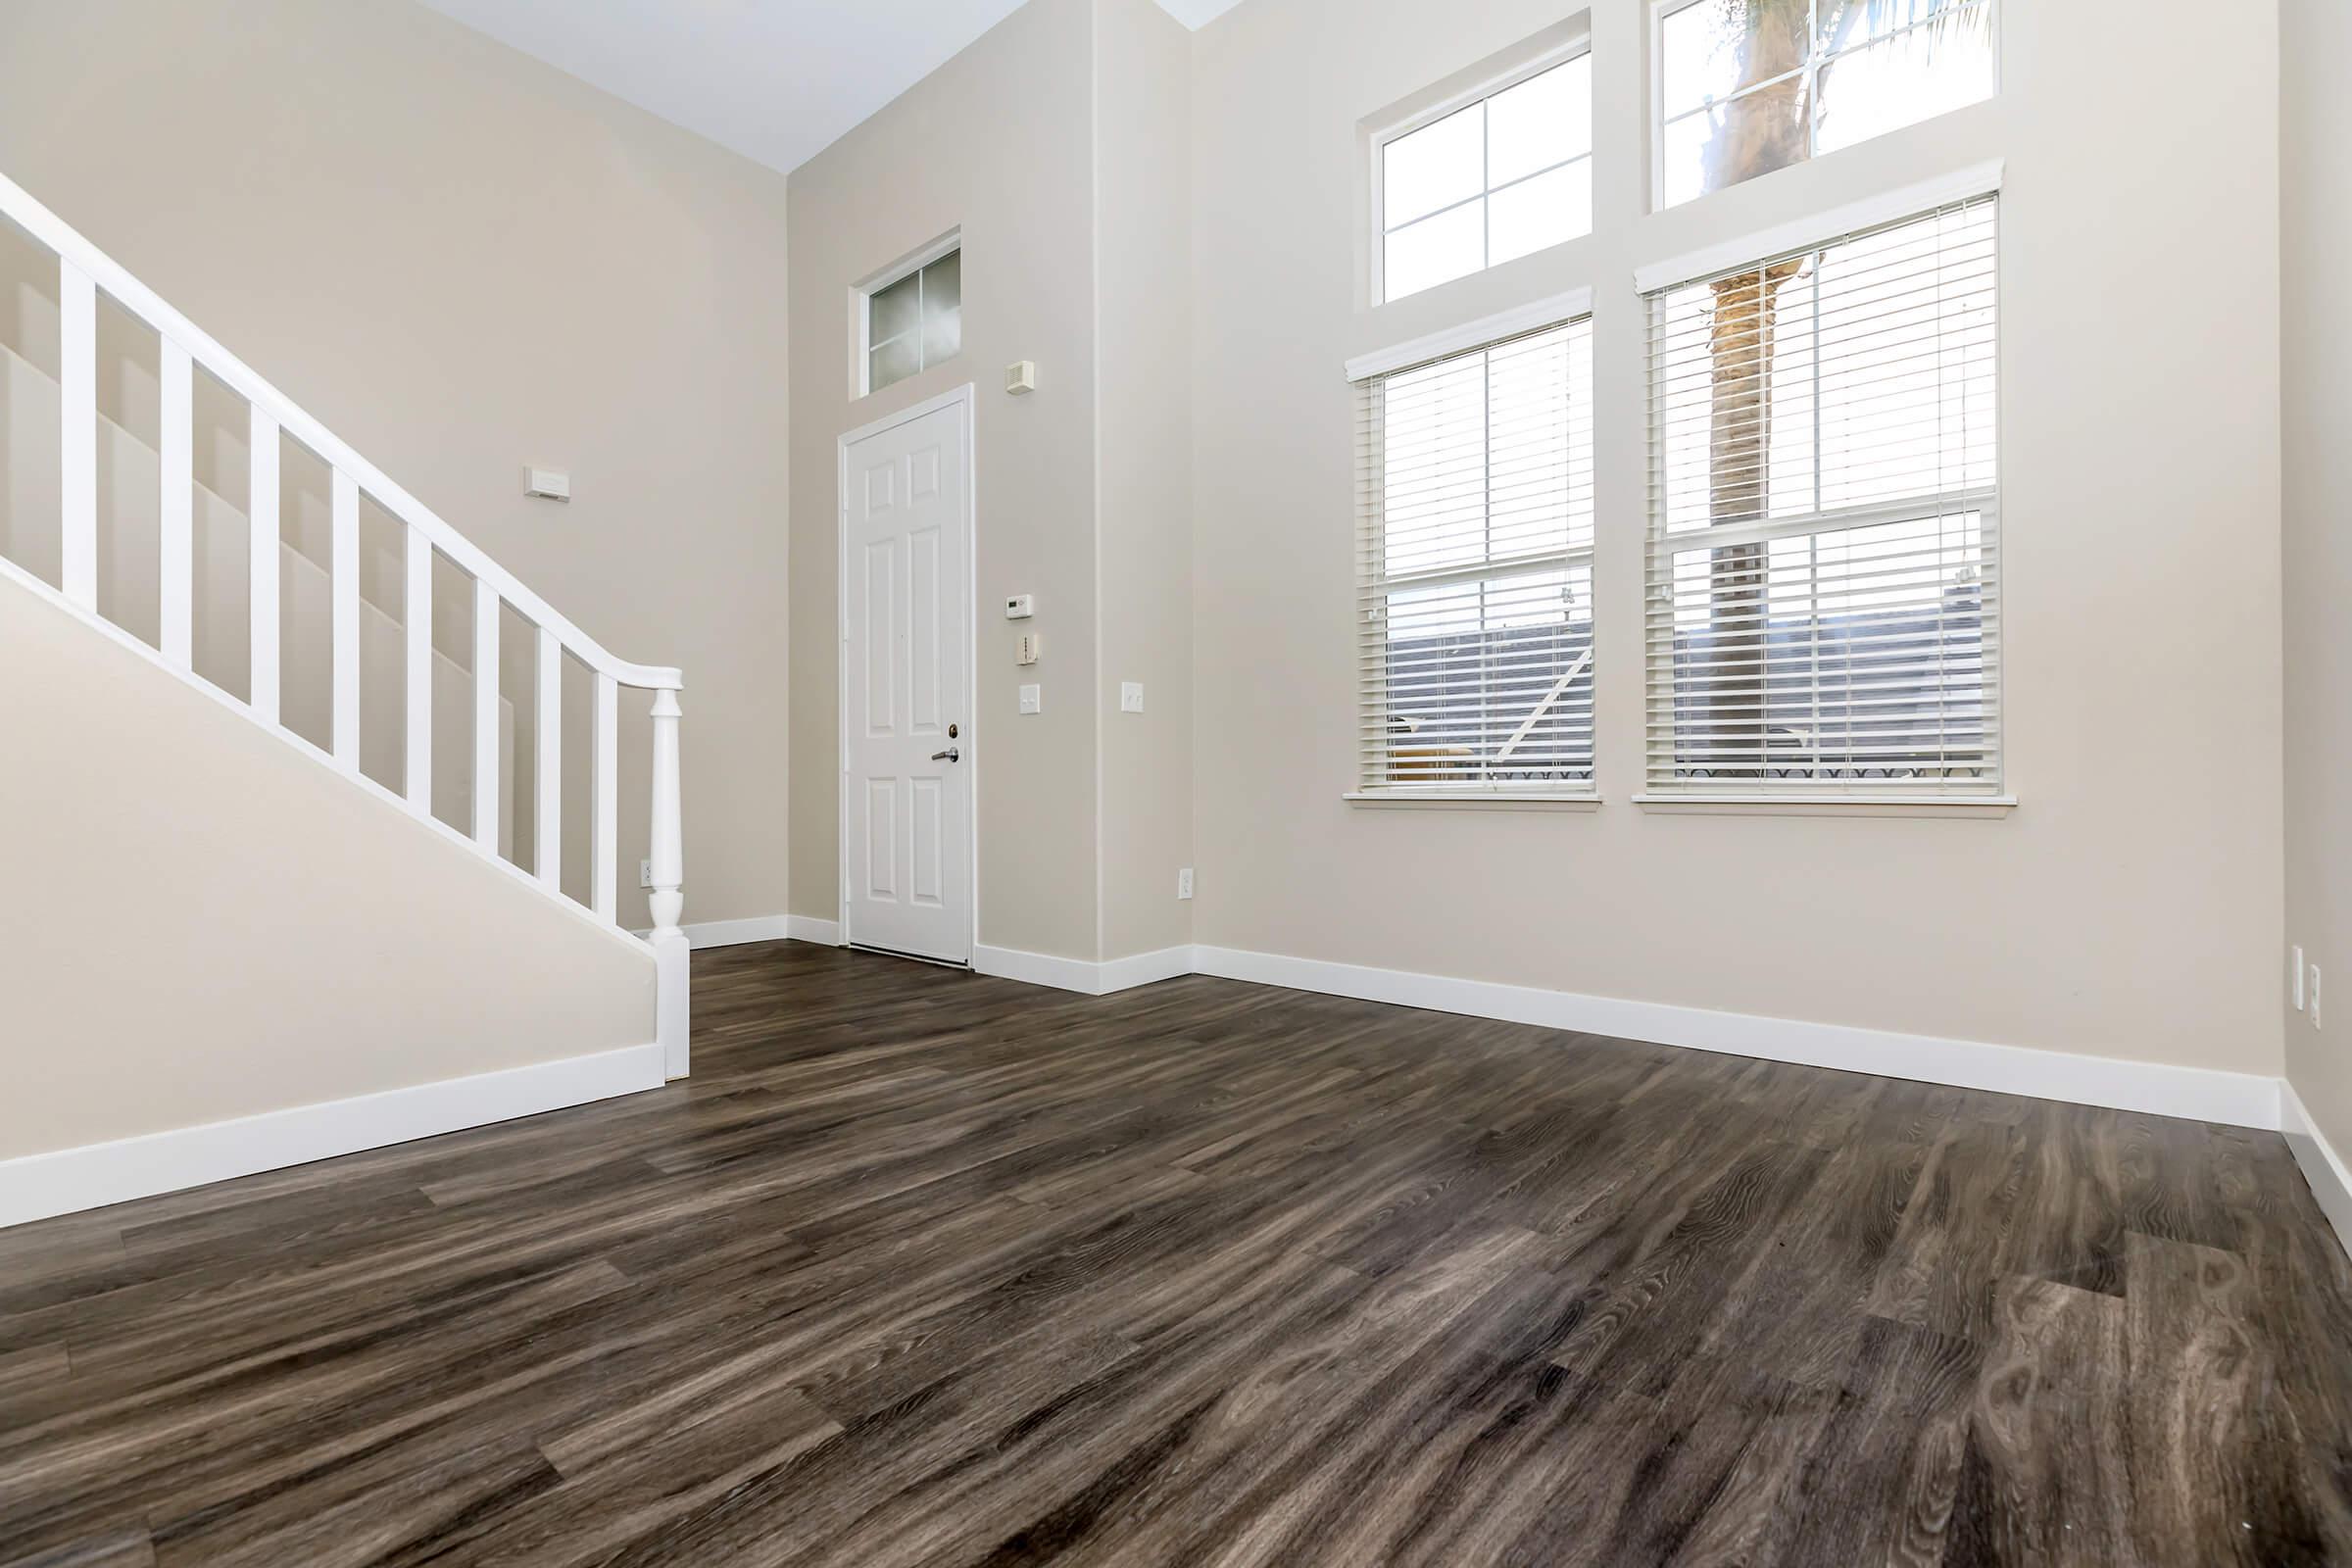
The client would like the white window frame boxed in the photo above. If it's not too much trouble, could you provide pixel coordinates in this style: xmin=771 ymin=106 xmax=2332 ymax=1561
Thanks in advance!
xmin=853 ymin=227 xmax=962 ymax=400
xmin=1369 ymin=32 xmax=1594 ymax=308
xmin=1348 ymin=289 xmax=1600 ymax=807
xmin=1637 ymin=187 xmax=2008 ymax=808
xmin=1647 ymin=0 xmax=1999 ymax=215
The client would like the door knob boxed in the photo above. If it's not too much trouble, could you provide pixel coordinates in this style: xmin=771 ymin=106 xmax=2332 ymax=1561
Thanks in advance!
xmin=931 ymin=747 xmax=961 ymax=762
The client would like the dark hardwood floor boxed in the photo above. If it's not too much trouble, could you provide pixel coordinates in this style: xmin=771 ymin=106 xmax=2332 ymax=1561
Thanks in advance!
xmin=4 ymin=941 xmax=2349 ymax=1566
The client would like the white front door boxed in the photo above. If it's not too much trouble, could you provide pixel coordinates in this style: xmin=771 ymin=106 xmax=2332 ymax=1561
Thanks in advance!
xmin=842 ymin=395 xmax=972 ymax=964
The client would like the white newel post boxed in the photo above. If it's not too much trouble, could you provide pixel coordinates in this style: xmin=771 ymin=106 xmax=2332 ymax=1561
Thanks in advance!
xmin=648 ymin=688 xmax=689 ymax=1079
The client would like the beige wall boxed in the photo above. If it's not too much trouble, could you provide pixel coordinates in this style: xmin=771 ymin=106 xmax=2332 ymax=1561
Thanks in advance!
xmin=2282 ymin=0 xmax=2352 ymax=1146
xmin=0 ymin=0 xmax=2295 ymax=1094
xmin=788 ymin=0 xmax=1103 ymax=959
xmin=1094 ymin=0 xmax=1196 ymax=960
xmin=0 ymin=0 xmax=793 ymax=930
xmin=1188 ymin=0 xmax=2284 ymax=1074
xmin=0 ymin=570 xmax=654 ymax=1158
xmin=0 ymin=310 xmax=520 ymax=858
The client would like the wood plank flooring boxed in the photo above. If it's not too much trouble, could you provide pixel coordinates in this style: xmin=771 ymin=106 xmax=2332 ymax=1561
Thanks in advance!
xmin=4 ymin=940 xmax=2349 ymax=1566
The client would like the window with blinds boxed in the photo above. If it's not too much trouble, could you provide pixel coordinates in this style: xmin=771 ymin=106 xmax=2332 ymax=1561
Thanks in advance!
xmin=1643 ymin=195 xmax=1998 ymax=797
xmin=1356 ymin=316 xmax=1595 ymax=796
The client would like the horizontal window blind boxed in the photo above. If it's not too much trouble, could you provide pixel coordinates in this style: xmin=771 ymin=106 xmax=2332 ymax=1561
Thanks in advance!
xmin=1643 ymin=195 xmax=1999 ymax=796
xmin=1356 ymin=317 xmax=1595 ymax=794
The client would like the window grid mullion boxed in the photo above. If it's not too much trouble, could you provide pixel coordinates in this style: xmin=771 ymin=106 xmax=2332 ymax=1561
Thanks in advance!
xmin=1358 ymin=317 xmax=1594 ymax=795
xmin=1642 ymin=197 xmax=1999 ymax=796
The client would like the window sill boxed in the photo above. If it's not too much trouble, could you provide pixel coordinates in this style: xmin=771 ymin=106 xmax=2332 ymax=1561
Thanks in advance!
xmin=1631 ymin=794 xmax=2017 ymax=819
xmin=1345 ymin=791 xmax=1603 ymax=812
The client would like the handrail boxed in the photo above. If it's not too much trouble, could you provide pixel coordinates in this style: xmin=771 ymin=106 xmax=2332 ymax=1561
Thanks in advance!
xmin=0 ymin=166 xmax=690 ymax=1078
xmin=0 ymin=169 xmax=680 ymax=692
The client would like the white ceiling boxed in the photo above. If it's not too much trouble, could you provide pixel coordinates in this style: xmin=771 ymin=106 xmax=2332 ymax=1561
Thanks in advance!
xmin=416 ymin=0 xmax=1247 ymax=177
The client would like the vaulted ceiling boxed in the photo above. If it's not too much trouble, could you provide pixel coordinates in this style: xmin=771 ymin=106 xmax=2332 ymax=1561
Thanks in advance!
xmin=416 ymin=0 xmax=1243 ymax=177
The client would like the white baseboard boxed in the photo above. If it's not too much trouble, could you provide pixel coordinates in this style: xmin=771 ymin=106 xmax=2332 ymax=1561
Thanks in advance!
xmin=0 ymin=1043 xmax=665 ymax=1230
xmin=1098 ymin=945 xmax=1200 ymax=993
xmin=973 ymin=943 xmax=1195 ymax=997
xmin=973 ymin=944 xmax=1105 ymax=994
xmin=1190 ymin=946 xmax=2283 ymax=1132
xmin=653 ymin=914 xmax=842 ymax=951
xmin=786 ymin=915 xmax=843 ymax=947
xmin=2281 ymin=1080 xmax=2352 ymax=1257
xmin=671 ymin=914 xmax=796 ymax=950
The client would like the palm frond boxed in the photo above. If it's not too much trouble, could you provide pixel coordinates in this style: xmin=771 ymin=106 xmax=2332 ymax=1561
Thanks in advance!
xmin=1819 ymin=0 xmax=1994 ymax=60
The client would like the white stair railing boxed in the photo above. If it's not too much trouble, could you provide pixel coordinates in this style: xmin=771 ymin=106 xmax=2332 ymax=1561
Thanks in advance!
xmin=0 ymin=171 xmax=690 ymax=1078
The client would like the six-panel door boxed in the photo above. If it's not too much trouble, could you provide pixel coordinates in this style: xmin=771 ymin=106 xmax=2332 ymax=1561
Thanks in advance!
xmin=843 ymin=401 xmax=971 ymax=963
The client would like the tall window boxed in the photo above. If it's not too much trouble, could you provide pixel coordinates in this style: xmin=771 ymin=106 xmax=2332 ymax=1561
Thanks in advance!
xmin=1355 ymin=315 xmax=1595 ymax=796
xmin=1379 ymin=50 xmax=1593 ymax=303
xmin=1642 ymin=196 xmax=1998 ymax=796
xmin=1655 ymin=0 xmax=1994 ymax=210
xmin=863 ymin=245 xmax=961 ymax=395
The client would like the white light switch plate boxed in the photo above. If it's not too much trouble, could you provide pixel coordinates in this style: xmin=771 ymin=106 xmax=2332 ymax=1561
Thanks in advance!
xmin=1120 ymin=682 xmax=1144 ymax=712
xmin=1019 ymin=684 xmax=1042 ymax=714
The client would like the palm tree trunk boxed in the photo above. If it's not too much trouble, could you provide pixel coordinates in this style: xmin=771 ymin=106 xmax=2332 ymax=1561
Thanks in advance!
xmin=1696 ymin=1 xmax=1808 ymax=776
xmin=1690 ymin=0 xmax=1993 ymax=779
xmin=1705 ymin=262 xmax=1800 ymax=776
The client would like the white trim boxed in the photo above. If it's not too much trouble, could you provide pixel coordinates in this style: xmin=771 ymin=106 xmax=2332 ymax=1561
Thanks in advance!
xmin=974 ymin=945 xmax=1107 ymax=994
xmin=1188 ymin=946 xmax=2281 ymax=1130
xmin=854 ymin=227 xmax=962 ymax=400
xmin=0 ymin=557 xmax=652 ymax=965
xmin=1368 ymin=29 xmax=1591 ymax=150
xmin=1367 ymin=24 xmax=1593 ymax=307
xmin=1645 ymin=0 xmax=2001 ymax=218
xmin=973 ymin=944 xmax=1194 ymax=997
xmin=1098 ymin=946 xmax=1199 ymax=994
xmin=640 ymin=915 xmax=843 ymax=949
xmin=837 ymin=383 xmax=980 ymax=967
xmin=1345 ymin=791 xmax=1602 ymax=811
xmin=1347 ymin=287 xmax=1594 ymax=382
xmin=961 ymin=939 xmax=2278 ymax=1126
xmin=1633 ymin=794 xmax=2017 ymax=818
xmin=788 ymin=915 xmax=846 ymax=947
xmin=0 ymin=171 xmax=677 ymax=691
xmin=677 ymin=915 xmax=796 ymax=950
xmin=2281 ymin=1080 xmax=2352 ymax=1260
xmin=0 ymin=1045 xmax=663 ymax=1230
xmin=855 ymin=226 xmax=964 ymax=296
xmin=1632 ymin=159 xmax=2006 ymax=295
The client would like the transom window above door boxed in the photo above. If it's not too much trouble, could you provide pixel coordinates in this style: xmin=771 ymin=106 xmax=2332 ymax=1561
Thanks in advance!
xmin=1377 ymin=48 xmax=1593 ymax=304
xmin=861 ymin=240 xmax=961 ymax=396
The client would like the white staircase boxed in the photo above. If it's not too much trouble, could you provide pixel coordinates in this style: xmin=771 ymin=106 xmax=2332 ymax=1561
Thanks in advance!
xmin=0 ymin=169 xmax=691 ymax=1078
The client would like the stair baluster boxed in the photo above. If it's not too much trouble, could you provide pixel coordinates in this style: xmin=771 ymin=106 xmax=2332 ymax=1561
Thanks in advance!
xmin=0 ymin=166 xmax=688 ymax=1072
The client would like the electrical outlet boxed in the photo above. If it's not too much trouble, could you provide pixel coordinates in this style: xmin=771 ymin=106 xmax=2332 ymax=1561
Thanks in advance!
xmin=2314 ymin=965 xmax=2325 ymax=1030
xmin=2295 ymin=945 xmax=2308 ymax=1009
xmin=640 ymin=858 xmax=654 ymax=890
xmin=1177 ymin=867 xmax=1194 ymax=901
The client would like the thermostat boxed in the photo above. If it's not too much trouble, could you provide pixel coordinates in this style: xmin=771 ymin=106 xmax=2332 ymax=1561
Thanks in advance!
xmin=524 ymin=466 xmax=570 ymax=502
xmin=1004 ymin=594 xmax=1036 ymax=619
